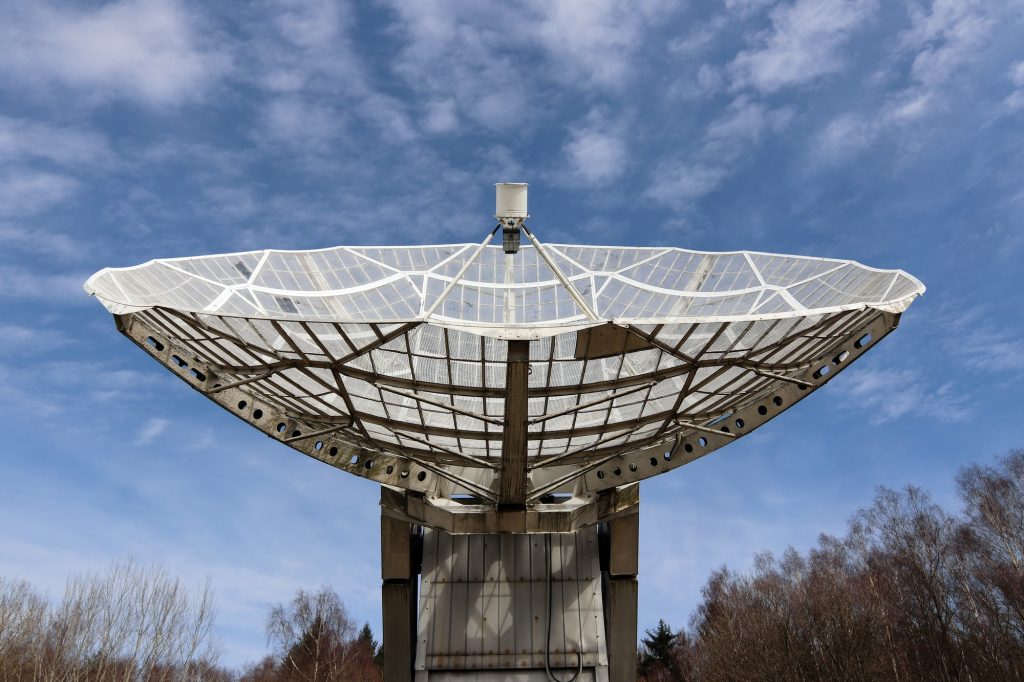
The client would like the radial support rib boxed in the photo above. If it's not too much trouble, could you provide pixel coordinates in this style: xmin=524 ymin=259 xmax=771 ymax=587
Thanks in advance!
xmin=498 ymin=340 xmax=530 ymax=505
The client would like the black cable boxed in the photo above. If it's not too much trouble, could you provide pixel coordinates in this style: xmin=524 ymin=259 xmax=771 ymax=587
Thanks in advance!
xmin=545 ymin=533 xmax=583 ymax=682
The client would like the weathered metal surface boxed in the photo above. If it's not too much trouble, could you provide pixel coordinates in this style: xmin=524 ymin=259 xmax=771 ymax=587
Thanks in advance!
xmin=383 ymin=581 xmax=417 ymax=682
xmin=422 ymin=672 xmax=602 ymax=681
xmin=575 ymin=322 xmax=654 ymax=360
xmin=605 ymin=578 xmax=638 ymax=682
xmin=380 ymin=483 xmax=639 ymax=535
xmin=382 ymin=512 xmax=417 ymax=681
xmin=498 ymin=340 xmax=530 ymax=504
xmin=607 ymin=511 xmax=639 ymax=579
xmin=382 ymin=514 xmax=414 ymax=581
xmin=415 ymin=527 xmax=607 ymax=675
xmin=602 ymin=505 xmax=639 ymax=682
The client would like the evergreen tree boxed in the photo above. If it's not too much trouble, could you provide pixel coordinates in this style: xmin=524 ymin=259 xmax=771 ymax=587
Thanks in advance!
xmin=356 ymin=623 xmax=379 ymax=656
xmin=639 ymin=619 xmax=684 ymax=681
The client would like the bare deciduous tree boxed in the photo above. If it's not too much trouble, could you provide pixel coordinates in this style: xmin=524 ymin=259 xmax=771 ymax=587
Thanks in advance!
xmin=245 ymin=587 xmax=380 ymax=682
xmin=655 ymin=449 xmax=1024 ymax=682
xmin=0 ymin=559 xmax=222 ymax=682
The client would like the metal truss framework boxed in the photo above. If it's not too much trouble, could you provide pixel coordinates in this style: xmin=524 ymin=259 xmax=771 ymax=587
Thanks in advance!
xmin=113 ymin=299 xmax=900 ymax=529
xmin=90 ymin=233 xmax=923 ymax=529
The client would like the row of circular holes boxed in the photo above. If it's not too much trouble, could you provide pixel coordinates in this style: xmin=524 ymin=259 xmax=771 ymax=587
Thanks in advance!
xmin=810 ymin=335 xmax=868 ymax=382
xmin=594 ymin=394 xmax=786 ymax=481
xmin=145 ymin=334 xmax=432 ymax=483
xmin=145 ymin=333 xmax=415 ymax=477
xmin=231 ymin=398 xmax=429 ymax=482
xmin=591 ymin=332 xmax=872 ymax=481
xmin=146 ymin=331 xmax=873 ymax=489
xmin=146 ymin=337 xmax=207 ymax=382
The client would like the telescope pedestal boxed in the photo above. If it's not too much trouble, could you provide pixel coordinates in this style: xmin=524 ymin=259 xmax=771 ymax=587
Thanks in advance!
xmin=380 ymin=489 xmax=639 ymax=682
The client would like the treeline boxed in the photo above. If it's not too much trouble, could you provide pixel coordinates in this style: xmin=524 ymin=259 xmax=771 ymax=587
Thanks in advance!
xmin=638 ymin=449 xmax=1024 ymax=682
xmin=0 ymin=560 xmax=223 ymax=681
xmin=238 ymin=588 xmax=380 ymax=682
xmin=4 ymin=450 xmax=1021 ymax=681
xmin=0 ymin=566 xmax=379 ymax=682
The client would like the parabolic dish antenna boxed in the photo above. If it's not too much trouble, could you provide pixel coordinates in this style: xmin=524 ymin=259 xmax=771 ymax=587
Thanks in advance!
xmin=86 ymin=184 xmax=923 ymax=682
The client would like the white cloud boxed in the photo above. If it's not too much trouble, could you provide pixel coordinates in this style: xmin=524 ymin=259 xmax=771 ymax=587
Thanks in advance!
xmin=0 ymin=116 xmax=115 ymax=168
xmin=247 ymin=0 xmax=415 ymax=149
xmin=381 ymin=2 xmax=533 ymax=131
xmin=668 ymin=16 xmax=728 ymax=58
xmin=833 ymin=367 xmax=971 ymax=423
xmin=645 ymin=97 xmax=793 ymax=207
xmin=259 ymin=97 xmax=347 ymax=150
xmin=1003 ymin=61 xmax=1024 ymax=113
xmin=814 ymin=113 xmax=879 ymax=160
xmin=0 ymin=224 xmax=85 ymax=261
xmin=730 ymin=0 xmax=879 ymax=94
xmin=1011 ymin=61 xmax=1024 ymax=88
xmin=272 ymin=0 xmax=346 ymax=51
xmin=0 ymin=265 xmax=91 ymax=304
xmin=646 ymin=163 xmax=729 ymax=206
xmin=943 ymin=308 xmax=1024 ymax=373
xmin=422 ymin=99 xmax=459 ymax=134
xmin=528 ymin=0 xmax=673 ymax=88
xmin=811 ymin=1 xmax=1009 ymax=164
xmin=200 ymin=185 xmax=262 ymax=222
xmin=670 ymin=63 xmax=725 ymax=100
xmin=382 ymin=0 xmax=677 ymax=132
xmin=560 ymin=116 xmax=628 ymax=187
xmin=901 ymin=0 xmax=995 ymax=89
xmin=724 ymin=0 xmax=777 ymax=16
xmin=704 ymin=96 xmax=794 ymax=153
xmin=0 ymin=171 xmax=78 ymax=217
xmin=0 ymin=0 xmax=227 ymax=106
xmin=0 ymin=324 xmax=71 ymax=356
xmin=135 ymin=417 xmax=171 ymax=446
xmin=477 ymin=145 xmax=525 ymax=183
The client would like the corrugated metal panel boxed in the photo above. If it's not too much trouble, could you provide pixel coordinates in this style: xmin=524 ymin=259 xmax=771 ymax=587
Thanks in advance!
xmin=426 ymin=672 xmax=601 ymax=682
xmin=415 ymin=527 xmax=607 ymax=676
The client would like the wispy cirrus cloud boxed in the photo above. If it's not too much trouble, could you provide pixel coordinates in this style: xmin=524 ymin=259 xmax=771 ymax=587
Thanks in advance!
xmin=0 ymin=265 xmax=92 ymax=303
xmin=382 ymin=0 xmax=678 ymax=133
xmin=248 ymin=0 xmax=415 ymax=150
xmin=940 ymin=307 xmax=1024 ymax=374
xmin=729 ymin=0 xmax=879 ymax=94
xmin=0 ymin=324 xmax=71 ymax=356
xmin=833 ymin=367 xmax=972 ymax=424
xmin=0 ymin=224 xmax=86 ymax=261
xmin=646 ymin=96 xmax=793 ymax=207
xmin=134 ymin=417 xmax=170 ymax=446
xmin=1004 ymin=61 xmax=1024 ymax=113
xmin=0 ymin=116 xmax=116 ymax=168
xmin=0 ymin=171 xmax=79 ymax=217
xmin=527 ymin=0 xmax=675 ymax=89
xmin=556 ymin=111 xmax=629 ymax=187
xmin=812 ymin=0 xmax=1012 ymax=164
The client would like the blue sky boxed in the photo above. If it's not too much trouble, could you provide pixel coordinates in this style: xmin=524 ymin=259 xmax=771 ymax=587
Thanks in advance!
xmin=1 ymin=0 xmax=1022 ymax=667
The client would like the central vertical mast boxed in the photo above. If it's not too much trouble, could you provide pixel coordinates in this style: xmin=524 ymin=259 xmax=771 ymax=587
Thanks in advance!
xmin=494 ymin=183 xmax=530 ymax=505
xmin=498 ymin=339 xmax=530 ymax=504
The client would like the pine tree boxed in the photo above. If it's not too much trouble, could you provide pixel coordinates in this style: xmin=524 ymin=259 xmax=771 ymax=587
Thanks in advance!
xmin=639 ymin=619 xmax=683 ymax=681
xmin=356 ymin=622 xmax=379 ymax=658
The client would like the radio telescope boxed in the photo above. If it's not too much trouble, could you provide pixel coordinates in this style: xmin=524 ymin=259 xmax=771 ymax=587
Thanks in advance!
xmin=85 ymin=184 xmax=923 ymax=682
